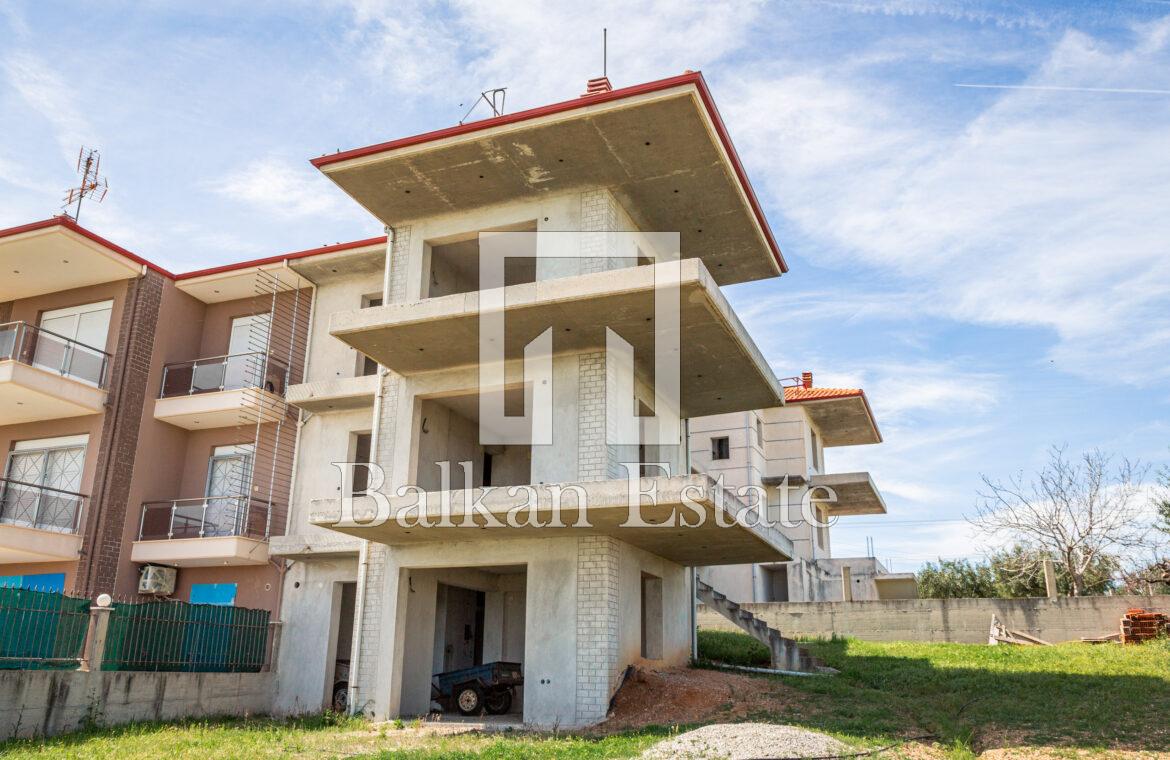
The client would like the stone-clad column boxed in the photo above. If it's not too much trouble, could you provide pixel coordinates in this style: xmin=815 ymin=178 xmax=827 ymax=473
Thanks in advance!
xmin=575 ymin=535 xmax=620 ymax=724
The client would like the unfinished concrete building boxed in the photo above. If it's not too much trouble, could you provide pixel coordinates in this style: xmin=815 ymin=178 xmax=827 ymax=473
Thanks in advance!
xmin=271 ymin=72 xmax=805 ymax=726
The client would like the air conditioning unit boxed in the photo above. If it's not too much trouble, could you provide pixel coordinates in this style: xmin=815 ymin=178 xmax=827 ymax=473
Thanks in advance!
xmin=138 ymin=565 xmax=177 ymax=596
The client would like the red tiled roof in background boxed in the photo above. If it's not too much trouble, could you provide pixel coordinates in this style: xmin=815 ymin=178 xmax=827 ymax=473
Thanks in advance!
xmin=784 ymin=386 xmax=865 ymax=403
xmin=784 ymin=384 xmax=883 ymax=443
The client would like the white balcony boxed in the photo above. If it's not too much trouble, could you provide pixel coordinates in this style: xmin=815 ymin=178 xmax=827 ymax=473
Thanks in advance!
xmin=153 ymin=352 xmax=288 ymax=430
xmin=130 ymin=496 xmax=282 ymax=567
xmin=0 ymin=478 xmax=85 ymax=563
xmin=0 ymin=322 xmax=108 ymax=424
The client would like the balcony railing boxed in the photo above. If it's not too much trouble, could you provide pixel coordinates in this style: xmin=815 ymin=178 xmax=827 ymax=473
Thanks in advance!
xmin=159 ymin=352 xmax=289 ymax=399
xmin=0 ymin=478 xmax=86 ymax=534
xmin=138 ymin=496 xmax=285 ymax=541
xmin=0 ymin=321 xmax=110 ymax=388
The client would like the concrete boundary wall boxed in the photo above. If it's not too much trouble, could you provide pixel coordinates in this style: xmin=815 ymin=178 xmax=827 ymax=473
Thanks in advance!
xmin=0 ymin=670 xmax=274 ymax=739
xmin=698 ymin=595 xmax=1170 ymax=644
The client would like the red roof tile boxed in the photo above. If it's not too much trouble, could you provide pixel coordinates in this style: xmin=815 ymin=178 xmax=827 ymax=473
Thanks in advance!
xmin=784 ymin=387 xmax=865 ymax=403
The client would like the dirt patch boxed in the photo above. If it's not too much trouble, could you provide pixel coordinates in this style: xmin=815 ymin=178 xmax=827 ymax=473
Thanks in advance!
xmin=598 ymin=666 xmax=801 ymax=732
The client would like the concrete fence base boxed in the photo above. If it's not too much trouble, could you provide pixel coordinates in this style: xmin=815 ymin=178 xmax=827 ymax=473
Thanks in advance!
xmin=0 ymin=670 xmax=274 ymax=739
xmin=698 ymin=595 xmax=1170 ymax=644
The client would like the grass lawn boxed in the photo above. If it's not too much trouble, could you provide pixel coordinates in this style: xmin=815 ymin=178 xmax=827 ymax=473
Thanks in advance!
xmin=2 ymin=633 xmax=1167 ymax=759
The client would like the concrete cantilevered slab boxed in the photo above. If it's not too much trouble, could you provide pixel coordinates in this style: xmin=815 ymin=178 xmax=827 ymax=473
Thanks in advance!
xmin=309 ymin=474 xmax=795 ymax=566
xmin=787 ymin=393 xmax=881 ymax=446
xmin=810 ymin=472 xmax=887 ymax=516
xmin=329 ymin=259 xmax=783 ymax=419
xmin=311 ymin=74 xmax=784 ymax=286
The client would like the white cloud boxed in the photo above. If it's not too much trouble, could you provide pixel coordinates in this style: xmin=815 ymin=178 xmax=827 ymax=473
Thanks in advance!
xmin=2 ymin=51 xmax=93 ymax=159
xmin=211 ymin=157 xmax=356 ymax=220
xmin=338 ymin=0 xmax=766 ymax=109
xmin=722 ymin=19 xmax=1170 ymax=385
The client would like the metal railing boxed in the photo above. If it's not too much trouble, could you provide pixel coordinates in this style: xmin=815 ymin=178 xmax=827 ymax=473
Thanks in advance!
xmin=159 ymin=352 xmax=289 ymax=398
xmin=0 ymin=587 xmax=90 ymax=670
xmin=138 ymin=495 xmax=285 ymax=541
xmin=0 ymin=321 xmax=111 ymax=388
xmin=0 ymin=477 xmax=86 ymax=534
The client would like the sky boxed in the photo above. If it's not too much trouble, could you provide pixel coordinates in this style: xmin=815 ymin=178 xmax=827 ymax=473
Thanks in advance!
xmin=2 ymin=0 xmax=1168 ymax=571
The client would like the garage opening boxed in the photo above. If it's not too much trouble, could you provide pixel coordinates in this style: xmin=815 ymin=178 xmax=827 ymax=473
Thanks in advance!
xmin=414 ymin=389 xmax=532 ymax=492
xmin=424 ymin=222 xmax=538 ymax=298
xmin=400 ymin=565 xmax=527 ymax=721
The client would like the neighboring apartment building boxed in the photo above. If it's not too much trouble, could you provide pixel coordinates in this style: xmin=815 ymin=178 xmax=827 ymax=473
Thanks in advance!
xmin=269 ymin=72 xmax=800 ymax=726
xmin=0 ymin=216 xmax=338 ymax=612
xmin=692 ymin=373 xmax=917 ymax=603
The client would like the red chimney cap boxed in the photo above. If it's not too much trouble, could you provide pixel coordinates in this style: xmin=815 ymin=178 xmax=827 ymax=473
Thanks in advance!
xmin=582 ymin=76 xmax=613 ymax=97
xmin=801 ymin=371 xmax=814 ymax=389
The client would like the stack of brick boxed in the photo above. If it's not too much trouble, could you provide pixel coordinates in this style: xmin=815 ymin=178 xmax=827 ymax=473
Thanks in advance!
xmin=1120 ymin=608 xmax=1169 ymax=644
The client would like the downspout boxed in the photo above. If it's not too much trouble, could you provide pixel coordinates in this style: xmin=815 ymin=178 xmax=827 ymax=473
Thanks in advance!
xmin=747 ymin=413 xmax=760 ymax=603
xmin=686 ymin=417 xmax=698 ymax=663
xmin=349 ymin=225 xmax=394 ymax=714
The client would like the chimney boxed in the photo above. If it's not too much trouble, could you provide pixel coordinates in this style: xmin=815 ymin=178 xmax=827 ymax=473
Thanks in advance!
xmin=801 ymin=371 xmax=813 ymax=389
xmin=582 ymin=76 xmax=613 ymax=97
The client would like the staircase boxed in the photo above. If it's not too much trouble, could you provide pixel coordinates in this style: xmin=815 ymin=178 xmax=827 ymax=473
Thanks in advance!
xmin=697 ymin=579 xmax=826 ymax=673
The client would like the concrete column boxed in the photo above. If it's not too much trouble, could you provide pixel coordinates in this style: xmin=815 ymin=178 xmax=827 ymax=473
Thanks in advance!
xmin=1043 ymin=559 xmax=1058 ymax=599
xmin=841 ymin=566 xmax=853 ymax=602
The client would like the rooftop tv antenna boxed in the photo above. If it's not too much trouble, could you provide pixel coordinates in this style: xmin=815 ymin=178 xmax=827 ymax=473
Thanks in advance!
xmin=459 ymin=87 xmax=507 ymax=125
xmin=62 ymin=147 xmax=108 ymax=223
xmin=603 ymin=27 xmax=607 ymax=78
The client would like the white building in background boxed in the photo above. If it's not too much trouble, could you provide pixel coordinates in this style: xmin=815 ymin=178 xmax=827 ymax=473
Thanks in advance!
xmin=692 ymin=373 xmax=918 ymax=603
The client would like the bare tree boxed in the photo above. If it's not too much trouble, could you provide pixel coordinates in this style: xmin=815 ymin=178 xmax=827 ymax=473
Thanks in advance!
xmin=969 ymin=447 xmax=1150 ymax=596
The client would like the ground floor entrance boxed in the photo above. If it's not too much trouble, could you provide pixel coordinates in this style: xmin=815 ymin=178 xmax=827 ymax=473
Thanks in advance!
xmin=410 ymin=565 xmax=526 ymax=719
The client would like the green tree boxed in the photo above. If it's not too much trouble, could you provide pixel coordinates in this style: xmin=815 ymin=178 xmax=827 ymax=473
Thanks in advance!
xmin=916 ymin=558 xmax=995 ymax=598
xmin=917 ymin=546 xmax=1118 ymax=599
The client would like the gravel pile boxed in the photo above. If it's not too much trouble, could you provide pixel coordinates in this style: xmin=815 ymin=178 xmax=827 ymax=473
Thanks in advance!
xmin=642 ymin=723 xmax=851 ymax=759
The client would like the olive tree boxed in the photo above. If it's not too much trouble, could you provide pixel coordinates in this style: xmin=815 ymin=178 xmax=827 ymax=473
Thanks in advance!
xmin=969 ymin=446 xmax=1149 ymax=596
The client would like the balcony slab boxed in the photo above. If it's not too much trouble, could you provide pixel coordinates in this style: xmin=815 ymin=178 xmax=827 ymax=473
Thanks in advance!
xmin=286 ymin=375 xmax=378 ymax=413
xmin=153 ymin=388 xmax=286 ymax=430
xmin=0 ymin=360 xmax=107 ymax=424
xmin=309 ymin=474 xmax=794 ymax=566
xmin=329 ymin=259 xmax=783 ymax=418
xmin=130 ymin=536 xmax=270 ymax=567
xmin=810 ymin=472 xmax=887 ymax=516
xmin=0 ymin=523 xmax=83 ymax=563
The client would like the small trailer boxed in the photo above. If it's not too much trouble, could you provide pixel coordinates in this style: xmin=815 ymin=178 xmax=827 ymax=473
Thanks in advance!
xmin=432 ymin=661 xmax=523 ymax=716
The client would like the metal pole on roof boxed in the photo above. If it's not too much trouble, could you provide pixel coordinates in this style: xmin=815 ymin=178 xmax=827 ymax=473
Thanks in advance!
xmin=603 ymin=28 xmax=607 ymax=78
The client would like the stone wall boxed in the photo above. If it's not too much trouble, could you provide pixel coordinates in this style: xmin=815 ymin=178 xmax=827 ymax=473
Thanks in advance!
xmin=698 ymin=595 xmax=1170 ymax=644
xmin=0 ymin=670 xmax=274 ymax=739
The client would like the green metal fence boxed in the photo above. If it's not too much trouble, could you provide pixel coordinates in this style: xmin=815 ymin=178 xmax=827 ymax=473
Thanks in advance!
xmin=0 ymin=587 xmax=90 ymax=669
xmin=102 ymin=599 xmax=269 ymax=673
